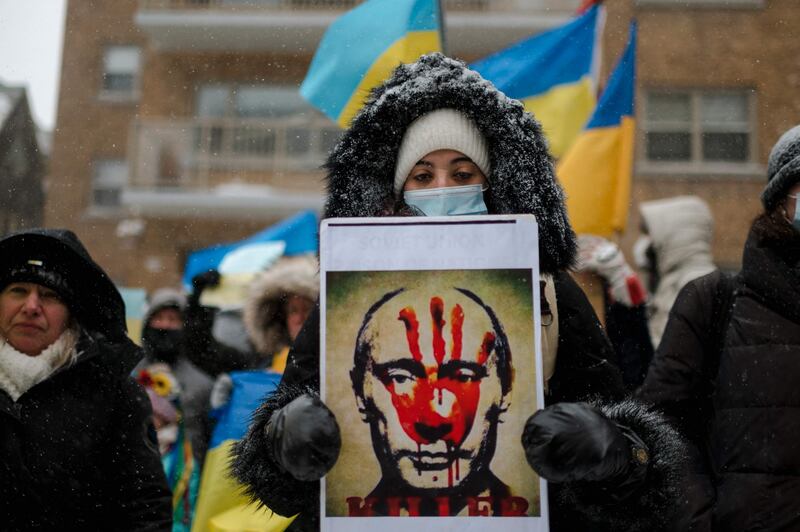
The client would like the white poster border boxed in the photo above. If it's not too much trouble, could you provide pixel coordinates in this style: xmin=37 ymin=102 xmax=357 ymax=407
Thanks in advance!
xmin=319 ymin=215 xmax=548 ymax=532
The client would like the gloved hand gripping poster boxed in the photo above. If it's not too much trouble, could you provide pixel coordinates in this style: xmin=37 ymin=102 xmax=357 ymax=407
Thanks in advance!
xmin=320 ymin=215 xmax=548 ymax=531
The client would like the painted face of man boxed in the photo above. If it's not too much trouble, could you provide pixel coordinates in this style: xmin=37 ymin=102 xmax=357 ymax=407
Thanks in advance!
xmin=356 ymin=288 xmax=509 ymax=490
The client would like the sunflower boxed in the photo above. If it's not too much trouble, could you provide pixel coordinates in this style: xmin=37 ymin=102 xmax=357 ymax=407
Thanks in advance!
xmin=150 ymin=372 xmax=173 ymax=397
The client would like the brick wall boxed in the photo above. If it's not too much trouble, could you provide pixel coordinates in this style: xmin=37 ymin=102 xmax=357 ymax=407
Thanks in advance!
xmin=603 ymin=0 xmax=800 ymax=269
xmin=47 ymin=0 xmax=145 ymax=283
xmin=47 ymin=1 xmax=323 ymax=290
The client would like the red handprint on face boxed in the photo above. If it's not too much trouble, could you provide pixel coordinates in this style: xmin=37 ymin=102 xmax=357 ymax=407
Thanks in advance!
xmin=383 ymin=297 xmax=495 ymax=459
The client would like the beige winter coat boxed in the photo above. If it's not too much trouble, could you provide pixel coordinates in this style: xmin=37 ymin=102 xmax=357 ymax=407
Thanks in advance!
xmin=640 ymin=196 xmax=716 ymax=346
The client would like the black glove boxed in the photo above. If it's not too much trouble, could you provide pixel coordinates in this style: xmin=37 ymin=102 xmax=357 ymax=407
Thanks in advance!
xmin=188 ymin=270 xmax=222 ymax=309
xmin=192 ymin=269 xmax=221 ymax=292
xmin=522 ymin=402 xmax=648 ymax=489
xmin=265 ymin=393 xmax=341 ymax=482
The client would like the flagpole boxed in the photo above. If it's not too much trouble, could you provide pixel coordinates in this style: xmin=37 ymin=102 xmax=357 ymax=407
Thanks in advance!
xmin=438 ymin=0 xmax=448 ymax=55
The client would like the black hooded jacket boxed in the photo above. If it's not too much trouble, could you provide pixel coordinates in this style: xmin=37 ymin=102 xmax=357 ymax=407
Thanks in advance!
xmin=0 ymin=229 xmax=171 ymax=531
xmin=639 ymin=213 xmax=800 ymax=530
xmin=232 ymin=54 xmax=684 ymax=532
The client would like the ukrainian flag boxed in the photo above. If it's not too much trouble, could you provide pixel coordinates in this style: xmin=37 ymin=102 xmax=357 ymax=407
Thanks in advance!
xmin=163 ymin=415 xmax=200 ymax=531
xmin=119 ymin=287 xmax=146 ymax=344
xmin=471 ymin=5 xmax=604 ymax=158
xmin=558 ymin=22 xmax=637 ymax=237
xmin=191 ymin=371 xmax=290 ymax=532
xmin=300 ymin=0 xmax=441 ymax=128
xmin=182 ymin=211 xmax=318 ymax=308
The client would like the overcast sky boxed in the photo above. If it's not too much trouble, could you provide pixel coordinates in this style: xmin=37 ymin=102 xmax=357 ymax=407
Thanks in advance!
xmin=0 ymin=0 xmax=66 ymax=131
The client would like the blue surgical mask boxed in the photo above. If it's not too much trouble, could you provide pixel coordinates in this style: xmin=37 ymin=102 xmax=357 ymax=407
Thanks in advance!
xmin=790 ymin=194 xmax=800 ymax=231
xmin=403 ymin=184 xmax=488 ymax=217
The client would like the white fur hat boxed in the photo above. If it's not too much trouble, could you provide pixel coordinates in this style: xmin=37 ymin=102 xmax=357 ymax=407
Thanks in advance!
xmin=393 ymin=108 xmax=490 ymax=195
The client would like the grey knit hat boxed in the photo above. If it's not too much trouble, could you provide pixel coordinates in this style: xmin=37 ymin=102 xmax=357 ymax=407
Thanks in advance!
xmin=762 ymin=124 xmax=800 ymax=210
xmin=143 ymin=287 xmax=186 ymax=327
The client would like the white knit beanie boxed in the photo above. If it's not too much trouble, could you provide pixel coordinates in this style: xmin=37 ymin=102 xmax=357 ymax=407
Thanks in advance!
xmin=393 ymin=108 xmax=490 ymax=195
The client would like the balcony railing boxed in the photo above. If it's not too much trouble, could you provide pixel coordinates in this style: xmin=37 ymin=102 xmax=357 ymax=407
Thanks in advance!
xmin=129 ymin=116 xmax=340 ymax=189
xmin=136 ymin=0 xmax=577 ymax=54
xmin=139 ymin=0 xmax=500 ymax=11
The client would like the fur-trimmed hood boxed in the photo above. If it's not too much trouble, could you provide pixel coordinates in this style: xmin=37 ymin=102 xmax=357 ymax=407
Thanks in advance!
xmin=243 ymin=255 xmax=319 ymax=357
xmin=640 ymin=196 xmax=714 ymax=280
xmin=323 ymin=53 xmax=577 ymax=274
xmin=0 ymin=229 xmax=126 ymax=340
xmin=639 ymin=196 xmax=715 ymax=346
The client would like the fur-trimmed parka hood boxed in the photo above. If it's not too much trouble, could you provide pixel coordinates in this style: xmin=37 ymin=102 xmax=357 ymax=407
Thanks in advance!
xmin=323 ymin=53 xmax=577 ymax=274
xmin=639 ymin=196 xmax=715 ymax=346
xmin=243 ymin=255 xmax=319 ymax=357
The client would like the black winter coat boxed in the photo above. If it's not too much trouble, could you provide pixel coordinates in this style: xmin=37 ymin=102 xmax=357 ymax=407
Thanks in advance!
xmin=183 ymin=295 xmax=266 ymax=376
xmin=0 ymin=333 xmax=172 ymax=531
xmin=605 ymin=300 xmax=655 ymax=390
xmin=639 ymin=214 xmax=800 ymax=531
xmin=232 ymin=53 xmax=684 ymax=532
xmin=233 ymin=273 xmax=683 ymax=532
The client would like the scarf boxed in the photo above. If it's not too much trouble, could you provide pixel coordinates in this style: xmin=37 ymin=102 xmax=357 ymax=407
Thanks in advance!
xmin=0 ymin=330 xmax=77 ymax=402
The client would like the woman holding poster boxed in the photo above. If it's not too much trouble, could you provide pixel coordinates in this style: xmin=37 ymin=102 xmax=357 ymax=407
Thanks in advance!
xmin=232 ymin=53 xmax=684 ymax=532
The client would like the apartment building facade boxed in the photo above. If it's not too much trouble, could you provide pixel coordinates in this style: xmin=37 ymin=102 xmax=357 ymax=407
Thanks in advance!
xmin=603 ymin=0 xmax=798 ymax=268
xmin=46 ymin=0 xmax=580 ymax=290
xmin=45 ymin=0 xmax=797 ymax=289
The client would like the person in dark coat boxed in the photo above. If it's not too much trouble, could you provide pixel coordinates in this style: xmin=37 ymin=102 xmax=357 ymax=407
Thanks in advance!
xmin=231 ymin=53 xmax=685 ymax=532
xmin=576 ymin=234 xmax=653 ymax=389
xmin=182 ymin=270 xmax=266 ymax=377
xmin=638 ymin=124 xmax=800 ymax=531
xmin=241 ymin=255 xmax=318 ymax=375
xmin=0 ymin=228 xmax=172 ymax=531
xmin=136 ymin=287 xmax=214 ymax=463
xmin=636 ymin=196 xmax=716 ymax=348
xmin=207 ymin=255 xmax=319 ymax=411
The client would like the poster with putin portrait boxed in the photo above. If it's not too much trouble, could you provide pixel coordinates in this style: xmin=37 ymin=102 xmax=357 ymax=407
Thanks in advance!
xmin=320 ymin=215 xmax=548 ymax=532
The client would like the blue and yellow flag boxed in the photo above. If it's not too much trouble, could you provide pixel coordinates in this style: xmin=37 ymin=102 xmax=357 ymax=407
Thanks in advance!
xmin=300 ymin=0 xmax=441 ymax=128
xmin=558 ymin=22 xmax=637 ymax=237
xmin=471 ymin=5 xmax=604 ymax=158
xmin=182 ymin=211 xmax=318 ymax=308
xmin=118 ymin=287 xmax=146 ymax=344
xmin=191 ymin=371 xmax=291 ymax=532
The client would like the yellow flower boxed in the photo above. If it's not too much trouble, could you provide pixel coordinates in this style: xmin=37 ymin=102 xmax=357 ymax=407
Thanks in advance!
xmin=150 ymin=372 xmax=173 ymax=397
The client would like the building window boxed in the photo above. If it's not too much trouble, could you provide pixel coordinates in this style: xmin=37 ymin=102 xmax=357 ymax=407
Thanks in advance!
xmin=641 ymin=89 xmax=756 ymax=171
xmin=196 ymin=84 xmax=310 ymax=120
xmin=92 ymin=160 xmax=128 ymax=208
xmin=101 ymin=46 xmax=141 ymax=98
xmin=193 ymin=84 xmax=341 ymax=167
